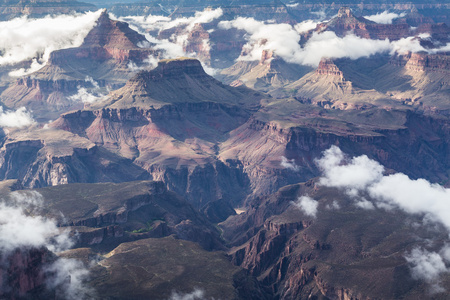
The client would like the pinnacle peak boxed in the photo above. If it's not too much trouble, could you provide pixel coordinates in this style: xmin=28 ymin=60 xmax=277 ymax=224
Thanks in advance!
xmin=337 ymin=7 xmax=354 ymax=18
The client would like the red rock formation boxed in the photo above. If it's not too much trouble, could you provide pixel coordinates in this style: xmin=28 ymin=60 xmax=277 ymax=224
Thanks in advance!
xmin=315 ymin=58 xmax=344 ymax=77
xmin=0 ymin=247 xmax=55 ymax=299
xmin=316 ymin=7 xmax=414 ymax=41
xmin=390 ymin=52 xmax=450 ymax=73
xmin=184 ymin=23 xmax=211 ymax=64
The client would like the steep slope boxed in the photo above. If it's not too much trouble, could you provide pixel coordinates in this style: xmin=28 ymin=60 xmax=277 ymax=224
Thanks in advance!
xmin=275 ymin=52 xmax=450 ymax=115
xmin=0 ymin=11 xmax=159 ymax=121
xmin=86 ymin=237 xmax=269 ymax=300
xmin=219 ymin=97 xmax=450 ymax=199
xmin=0 ymin=127 xmax=148 ymax=188
xmin=52 ymin=58 xmax=264 ymax=208
xmin=219 ymin=50 xmax=313 ymax=92
xmin=94 ymin=57 xmax=262 ymax=109
xmin=221 ymin=179 xmax=450 ymax=299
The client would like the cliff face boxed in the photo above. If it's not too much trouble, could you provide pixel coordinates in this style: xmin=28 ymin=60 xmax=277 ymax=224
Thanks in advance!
xmin=0 ymin=247 xmax=55 ymax=299
xmin=0 ymin=0 xmax=96 ymax=21
xmin=221 ymin=180 xmax=447 ymax=299
xmin=219 ymin=50 xmax=313 ymax=91
xmin=0 ymin=11 xmax=160 ymax=121
xmin=0 ymin=129 xmax=148 ymax=188
xmin=314 ymin=7 xmax=410 ymax=40
xmin=390 ymin=52 xmax=450 ymax=72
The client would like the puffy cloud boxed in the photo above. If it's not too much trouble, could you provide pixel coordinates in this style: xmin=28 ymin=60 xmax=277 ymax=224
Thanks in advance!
xmin=218 ymin=17 xmax=441 ymax=67
xmin=281 ymin=156 xmax=300 ymax=171
xmin=219 ymin=17 xmax=302 ymax=62
xmin=292 ymin=195 xmax=319 ymax=218
xmin=316 ymin=145 xmax=384 ymax=191
xmin=317 ymin=146 xmax=450 ymax=230
xmin=405 ymin=247 xmax=448 ymax=293
xmin=315 ymin=146 xmax=450 ymax=290
xmin=364 ymin=11 xmax=406 ymax=24
xmin=294 ymin=20 xmax=318 ymax=34
xmin=46 ymin=258 xmax=94 ymax=300
xmin=0 ymin=10 xmax=103 ymax=76
xmin=299 ymin=31 xmax=392 ymax=66
xmin=0 ymin=191 xmax=72 ymax=253
xmin=0 ymin=191 xmax=91 ymax=298
xmin=69 ymin=76 xmax=107 ymax=104
xmin=0 ymin=106 xmax=36 ymax=128
xmin=113 ymin=8 xmax=223 ymax=67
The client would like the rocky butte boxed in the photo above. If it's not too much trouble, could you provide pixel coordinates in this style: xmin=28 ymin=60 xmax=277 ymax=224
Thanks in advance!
xmin=0 ymin=10 xmax=160 ymax=121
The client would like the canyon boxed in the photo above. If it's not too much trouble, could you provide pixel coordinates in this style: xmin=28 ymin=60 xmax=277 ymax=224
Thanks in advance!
xmin=0 ymin=3 xmax=449 ymax=299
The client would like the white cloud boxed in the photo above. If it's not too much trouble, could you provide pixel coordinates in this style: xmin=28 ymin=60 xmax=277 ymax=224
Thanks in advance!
xmin=0 ymin=191 xmax=72 ymax=253
xmin=317 ymin=146 xmax=450 ymax=230
xmin=46 ymin=258 xmax=93 ymax=300
xmin=292 ymin=195 xmax=319 ymax=218
xmin=0 ymin=191 xmax=91 ymax=298
xmin=218 ymin=17 xmax=443 ymax=67
xmin=0 ymin=10 xmax=103 ymax=76
xmin=69 ymin=76 xmax=107 ymax=104
xmin=113 ymin=8 xmax=223 ymax=66
xmin=294 ymin=20 xmax=318 ymax=34
xmin=0 ymin=106 xmax=36 ymax=128
xmin=355 ymin=198 xmax=375 ymax=210
xmin=405 ymin=247 xmax=448 ymax=293
xmin=281 ymin=156 xmax=300 ymax=171
xmin=169 ymin=288 xmax=207 ymax=300
xmin=315 ymin=146 xmax=450 ymax=290
xmin=317 ymin=146 xmax=384 ymax=191
xmin=364 ymin=11 xmax=406 ymax=24
xmin=326 ymin=200 xmax=340 ymax=210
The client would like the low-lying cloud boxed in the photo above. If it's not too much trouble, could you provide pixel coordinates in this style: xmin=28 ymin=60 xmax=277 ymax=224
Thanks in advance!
xmin=113 ymin=8 xmax=223 ymax=73
xmin=364 ymin=11 xmax=406 ymax=24
xmin=0 ymin=106 xmax=36 ymax=128
xmin=218 ymin=17 xmax=443 ymax=67
xmin=0 ymin=191 xmax=91 ymax=298
xmin=315 ymin=146 xmax=450 ymax=290
xmin=281 ymin=156 xmax=300 ymax=171
xmin=0 ymin=10 xmax=102 ymax=76
xmin=292 ymin=195 xmax=318 ymax=218
xmin=69 ymin=76 xmax=107 ymax=104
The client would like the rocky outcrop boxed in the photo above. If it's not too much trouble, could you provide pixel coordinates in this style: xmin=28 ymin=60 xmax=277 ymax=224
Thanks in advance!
xmin=0 ymin=247 xmax=56 ymax=299
xmin=314 ymin=7 xmax=417 ymax=41
xmin=0 ymin=11 xmax=160 ymax=121
xmin=222 ymin=179 xmax=446 ymax=299
xmin=184 ymin=23 xmax=211 ymax=64
xmin=0 ymin=129 xmax=149 ymax=188
xmin=219 ymin=50 xmax=312 ymax=91
xmin=390 ymin=52 xmax=450 ymax=73
xmin=315 ymin=58 xmax=345 ymax=77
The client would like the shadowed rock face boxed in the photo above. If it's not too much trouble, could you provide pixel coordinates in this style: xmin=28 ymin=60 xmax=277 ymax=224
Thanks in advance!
xmin=85 ymin=237 xmax=270 ymax=300
xmin=29 ymin=180 xmax=225 ymax=251
xmin=0 ymin=247 xmax=56 ymax=299
xmin=221 ymin=180 xmax=450 ymax=299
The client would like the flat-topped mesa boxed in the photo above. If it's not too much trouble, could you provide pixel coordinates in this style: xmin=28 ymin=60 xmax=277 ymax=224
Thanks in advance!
xmin=315 ymin=58 xmax=344 ymax=78
xmin=139 ymin=57 xmax=208 ymax=81
xmin=95 ymin=57 xmax=264 ymax=109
